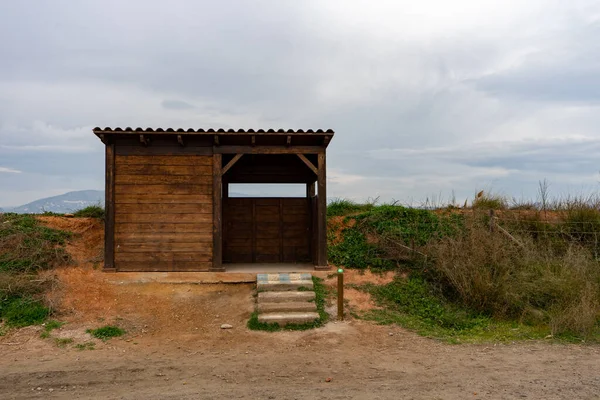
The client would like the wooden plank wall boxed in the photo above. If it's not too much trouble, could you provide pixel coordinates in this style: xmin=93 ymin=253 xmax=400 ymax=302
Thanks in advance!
xmin=113 ymin=155 xmax=213 ymax=271
xmin=223 ymin=198 xmax=311 ymax=264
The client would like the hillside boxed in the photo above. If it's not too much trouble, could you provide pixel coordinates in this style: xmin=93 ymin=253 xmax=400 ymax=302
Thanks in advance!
xmin=3 ymin=190 xmax=104 ymax=214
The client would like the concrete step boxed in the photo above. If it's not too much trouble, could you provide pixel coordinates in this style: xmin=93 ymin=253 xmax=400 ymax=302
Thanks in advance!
xmin=258 ymin=312 xmax=319 ymax=326
xmin=257 ymin=291 xmax=316 ymax=303
xmin=257 ymin=280 xmax=314 ymax=291
xmin=256 ymin=273 xmax=313 ymax=291
xmin=258 ymin=301 xmax=317 ymax=313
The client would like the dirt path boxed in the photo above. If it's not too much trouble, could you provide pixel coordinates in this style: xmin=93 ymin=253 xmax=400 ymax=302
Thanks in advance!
xmin=1 ymin=320 xmax=599 ymax=400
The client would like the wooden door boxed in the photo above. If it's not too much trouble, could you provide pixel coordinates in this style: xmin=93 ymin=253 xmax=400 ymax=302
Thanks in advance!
xmin=223 ymin=198 xmax=311 ymax=263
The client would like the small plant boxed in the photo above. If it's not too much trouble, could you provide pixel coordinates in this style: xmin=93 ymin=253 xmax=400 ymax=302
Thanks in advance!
xmin=40 ymin=320 xmax=63 ymax=339
xmin=75 ymin=342 xmax=95 ymax=351
xmin=54 ymin=337 xmax=74 ymax=348
xmin=86 ymin=325 xmax=125 ymax=340
xmin=73 ymin=205 xmax=105 ymax=219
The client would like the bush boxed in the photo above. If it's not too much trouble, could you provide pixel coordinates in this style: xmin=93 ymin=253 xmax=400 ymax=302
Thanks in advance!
xmin=0 ymin=214 xmax=71 ymax=273
xmin=74 ymin=205 xmax=105 ymax=219
xmin=426 ymin=220 xmax=600 ymax=337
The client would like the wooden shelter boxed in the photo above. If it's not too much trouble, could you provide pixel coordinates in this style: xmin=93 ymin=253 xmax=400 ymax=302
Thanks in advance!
xmin=93 ymin=127 xmax=334 ymax=272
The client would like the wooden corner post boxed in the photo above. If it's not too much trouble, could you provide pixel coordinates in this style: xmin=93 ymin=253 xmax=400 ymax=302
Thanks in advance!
xmin=104 ymin=141 xmax=116 ymax=272
xmin=212 ymin=153 xmax=224 ymax=271
xmin=316 ymin=152 xmax=328 ymax=269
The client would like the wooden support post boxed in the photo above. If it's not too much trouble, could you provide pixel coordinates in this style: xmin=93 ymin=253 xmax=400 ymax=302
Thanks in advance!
xmin=306 ymin=182 xmax=315 ymax=198
xmin=338 ymin=269 xmax=344 ymax=320
xmin=316 ymin=153 xmax=328 ymax=269
xmin=104 ymin=141 xmax=116 ymax=272
xmin=212 ymin=153 xmax=224 ymax=271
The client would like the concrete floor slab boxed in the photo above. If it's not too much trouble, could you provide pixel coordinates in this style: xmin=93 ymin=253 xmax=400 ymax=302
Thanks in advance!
xmin=224 ymin=263 xmax=315 ymax=273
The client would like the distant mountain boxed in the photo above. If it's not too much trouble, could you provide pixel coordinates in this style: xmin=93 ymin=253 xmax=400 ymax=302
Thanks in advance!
xmin=3 ymin=190 xmax=104 ymax=214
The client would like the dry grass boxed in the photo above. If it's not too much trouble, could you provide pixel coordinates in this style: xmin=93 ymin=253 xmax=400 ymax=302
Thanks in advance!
xmin=426 ymin=219 xmax=600 ymax=337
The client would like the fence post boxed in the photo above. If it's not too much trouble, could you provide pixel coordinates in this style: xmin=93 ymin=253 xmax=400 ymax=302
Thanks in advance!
xmin=489 ymin=209 xmax=495 ymax=233
xmin=337 ymin=268 xmax=344 ymax=321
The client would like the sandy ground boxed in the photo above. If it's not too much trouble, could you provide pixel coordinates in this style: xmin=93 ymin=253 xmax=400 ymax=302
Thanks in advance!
xmin=0 ymin=217 xmax=599 ymax=399
xmin=1 ymin=320 xmax=599 ymax=400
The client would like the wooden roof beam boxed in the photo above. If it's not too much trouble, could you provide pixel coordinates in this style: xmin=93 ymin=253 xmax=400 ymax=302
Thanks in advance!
xmin=222 ymin=154 xmax=244 ymax=175
xmin=296 ymin=154 xmax=318 ymax=175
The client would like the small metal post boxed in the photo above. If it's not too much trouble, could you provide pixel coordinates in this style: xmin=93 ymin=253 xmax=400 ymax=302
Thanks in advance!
xmin=337 ymin=268 xmax=344 ymax=321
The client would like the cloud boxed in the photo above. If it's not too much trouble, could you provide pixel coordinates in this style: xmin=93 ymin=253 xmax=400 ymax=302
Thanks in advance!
xmin=161 ymin=100 xmax=195 ymax=110
xmin=0 ymin=0 xmax=600 ymax=205
xmin=0 ymin=167 xmax=21 ymax=174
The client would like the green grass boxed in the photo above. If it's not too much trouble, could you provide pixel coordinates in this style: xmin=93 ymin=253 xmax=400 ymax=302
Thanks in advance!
xmin=73 ymin=205 xmax=105 ymax=219
xmin=86 ymin=325 xmax=126 ymax=340
xmin=75 ymin=342 xmax=96 ymax=351
xmin=327 ymin=199 xmax=375 ymax=217
xmin=0 ymin=297 xmax=49 ymax=328
xmin=40 ymin=320 xmax=64 ymax=339
xmin=356 ymin=275 xmax=600 ymax=343
xmin=328 ymin=204 xmax=464 ymax=270
xmin=54 ymin=337 xmax=74 ymax=348
xmin=248 ymin=277 xmax=330 ymax=331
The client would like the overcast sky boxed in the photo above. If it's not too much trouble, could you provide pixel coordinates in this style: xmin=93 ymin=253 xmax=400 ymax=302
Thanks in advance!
xmin=1 ymin=0 xmax=599 ymax=206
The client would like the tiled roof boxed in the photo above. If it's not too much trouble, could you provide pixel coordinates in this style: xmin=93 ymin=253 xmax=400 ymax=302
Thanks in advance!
xmin=93 ymin=127 xmax=334 ymax=135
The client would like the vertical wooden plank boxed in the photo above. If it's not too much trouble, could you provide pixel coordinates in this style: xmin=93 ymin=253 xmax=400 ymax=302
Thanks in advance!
xmin=251 ymin=199 xmax=257 ymax=263
xmin=316 ymin=153 xmax=328 ymax=269
xmin=279 ymin=198 xmax=284 ymax=262
xmin=212 ymin=153 xmax=223 ymax=271
xmin=104 ymin=141 xmax=116 ymax=272
xmin=223 ymin=181 xmax=229 ymax=199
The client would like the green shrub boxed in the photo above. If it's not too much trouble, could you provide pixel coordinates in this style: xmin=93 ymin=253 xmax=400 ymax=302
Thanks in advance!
xmin=73 ymin=205 xmax=105 ymax=219
xmin=0 ymin=297 xmax=49 ymax=327
xmin=87 ymin=325 xmax=125 ymax=340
